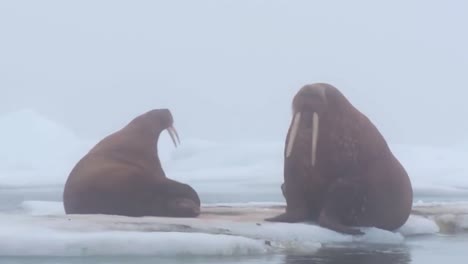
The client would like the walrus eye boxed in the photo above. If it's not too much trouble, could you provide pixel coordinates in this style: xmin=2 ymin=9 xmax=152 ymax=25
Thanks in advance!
xmin=166 ymin=126 xmax=181 ymax=147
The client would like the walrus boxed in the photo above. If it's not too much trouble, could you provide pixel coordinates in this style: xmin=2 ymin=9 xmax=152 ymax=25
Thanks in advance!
xmin=63 ymin=109 xmax=201 ymax=218
xmin=265 ymin=83 xmax=413 ymax=235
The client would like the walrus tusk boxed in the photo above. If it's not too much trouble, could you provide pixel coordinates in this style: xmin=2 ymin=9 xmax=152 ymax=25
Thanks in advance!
xmin=286 ymin=112 xmax=301 ymax=157
xmin=311 ymin=112 xmax=319 ymax=167
xmin=167 ymin=126 xmax=181 ymax=147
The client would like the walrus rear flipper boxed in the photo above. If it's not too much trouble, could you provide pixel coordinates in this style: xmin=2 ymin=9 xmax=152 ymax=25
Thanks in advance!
xmin=167 ymin=198 xmax=201 ymax=217
xmin=264 ymin=210 xmax=308 ymax=223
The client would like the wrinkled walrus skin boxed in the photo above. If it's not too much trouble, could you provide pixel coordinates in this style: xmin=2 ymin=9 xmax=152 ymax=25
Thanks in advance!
xmin=265 ymin=83 xmax=413 ymax=235
xmin=63 ymin=109 xmax=201 ymax=218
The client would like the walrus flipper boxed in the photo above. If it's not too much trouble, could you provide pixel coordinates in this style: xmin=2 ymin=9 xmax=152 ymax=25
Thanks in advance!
xmin=318 ymin=178 xmax=366 ymax=235
xmin=265 ymin=179 xmax=310 ymax=222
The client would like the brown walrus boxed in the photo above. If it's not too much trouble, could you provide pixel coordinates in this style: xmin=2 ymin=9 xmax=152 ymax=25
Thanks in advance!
xmin=265 ymin=83 xmax=413 ymax=235
xmin=63 ymin=109 xmax=201 ymax=218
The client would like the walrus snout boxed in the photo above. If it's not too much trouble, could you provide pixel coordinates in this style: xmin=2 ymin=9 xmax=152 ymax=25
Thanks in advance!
xmin=293 ymin=83 xmax=328 ymax=114
xmin=145 ymin=109 xmax=181 ymax=147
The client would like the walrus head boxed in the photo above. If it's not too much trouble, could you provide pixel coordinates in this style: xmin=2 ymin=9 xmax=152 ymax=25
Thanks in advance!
xmin=285 ymin=83 xmax=349 ymax=167
xmin=157 ymin=179 xmax=201 ymax=217
xmin=134 ymin=108 xmax=181 ymax=147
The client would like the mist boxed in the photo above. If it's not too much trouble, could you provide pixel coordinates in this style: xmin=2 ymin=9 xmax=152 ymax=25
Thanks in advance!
xmin=1 ymin=0 xmax=467 ymax=146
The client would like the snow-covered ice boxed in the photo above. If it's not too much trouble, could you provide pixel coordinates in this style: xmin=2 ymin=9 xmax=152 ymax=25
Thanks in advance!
xmin=2 ymin=199 xmax=464 ymax=257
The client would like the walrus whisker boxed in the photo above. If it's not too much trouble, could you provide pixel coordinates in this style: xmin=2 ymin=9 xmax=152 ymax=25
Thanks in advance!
xmin=286 ymin=112 xmax=301 ymax=157
xmin=312 ymin=112 xmax=319 ymax=167
xmin=167 ymin=126 xmax=180 ymax=147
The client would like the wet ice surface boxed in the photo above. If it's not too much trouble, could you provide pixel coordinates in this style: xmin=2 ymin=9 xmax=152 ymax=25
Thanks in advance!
xmin=0 ymin=200 xmax=466 ymax=260
xmin=0 ymin=110 xmax=467 ymax=263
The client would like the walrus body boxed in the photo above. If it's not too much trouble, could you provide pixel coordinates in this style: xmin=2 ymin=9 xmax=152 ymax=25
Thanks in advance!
xmin=63 ymin=109 xmax=200 ymax=218
xmin=266 ymin=83 xmax=413 ymax=235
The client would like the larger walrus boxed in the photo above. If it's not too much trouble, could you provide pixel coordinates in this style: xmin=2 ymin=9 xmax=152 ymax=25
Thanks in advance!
xmin=63 ymin=109 xmax=201 ymax=218
xmin=265 ymin=83 xmax=413 ymax=235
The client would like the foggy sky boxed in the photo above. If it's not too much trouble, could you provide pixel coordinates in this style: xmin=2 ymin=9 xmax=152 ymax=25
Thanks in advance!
xmin=1 ymin=0 xmax=467 ymax=146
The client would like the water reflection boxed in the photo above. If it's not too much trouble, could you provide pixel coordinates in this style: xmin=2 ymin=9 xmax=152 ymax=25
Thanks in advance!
xmin=0 ymin=245 xmax=412 ymax=264
xmin=283 ymin=245 xmax=411 ymax=264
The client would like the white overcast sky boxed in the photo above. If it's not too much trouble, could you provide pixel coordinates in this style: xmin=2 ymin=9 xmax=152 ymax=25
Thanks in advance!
xmin=1 ymin=0 xmax=467 ymax=146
